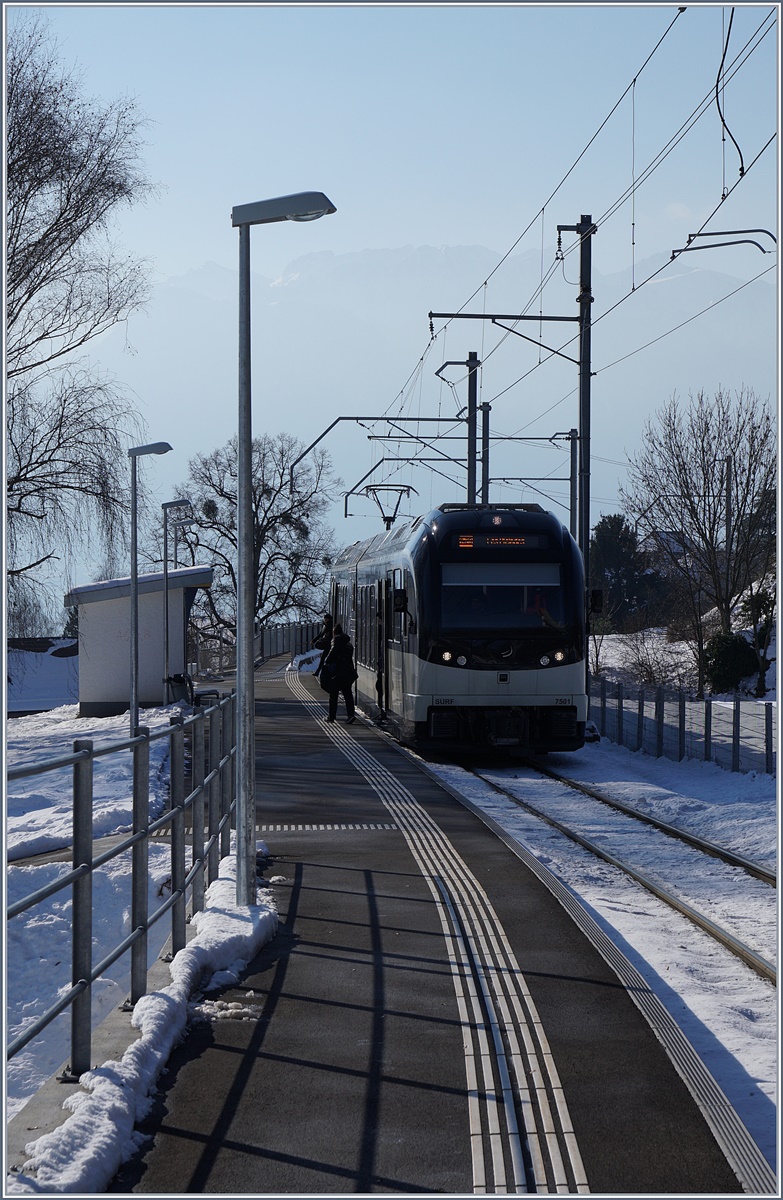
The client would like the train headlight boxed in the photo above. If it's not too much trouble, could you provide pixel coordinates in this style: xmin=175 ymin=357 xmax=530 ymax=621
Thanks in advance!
xmin=442 ymin=651 xmax=453 ymax=662
xmin=540 ymin=654 xmax=551 ymax=666
xmin=457 ymin=655 xmax=467 ymax=666
xmin=554 ymin=650 xmax=566 ymax=663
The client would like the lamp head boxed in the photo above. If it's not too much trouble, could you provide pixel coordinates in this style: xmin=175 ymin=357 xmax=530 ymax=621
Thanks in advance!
xmin=129 ymin=442 xmax=173 ymax=458
xmin=231 ymin=191 xmax=336 ymax=228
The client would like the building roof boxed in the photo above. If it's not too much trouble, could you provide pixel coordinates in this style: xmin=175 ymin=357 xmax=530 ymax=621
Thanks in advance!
xmin=64 ymin=566 xmax=213 ymax=607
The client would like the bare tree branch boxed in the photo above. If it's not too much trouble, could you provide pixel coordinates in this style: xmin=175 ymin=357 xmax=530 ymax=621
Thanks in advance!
xmin=176 ymin=433 xmax=342 ymax=640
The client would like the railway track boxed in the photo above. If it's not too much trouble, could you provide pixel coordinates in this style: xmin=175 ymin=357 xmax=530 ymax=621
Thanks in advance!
xmin=459 ymin=762 xmax=777 ymax=986
xmin=527 ymin=761 xmax=776 ymax=887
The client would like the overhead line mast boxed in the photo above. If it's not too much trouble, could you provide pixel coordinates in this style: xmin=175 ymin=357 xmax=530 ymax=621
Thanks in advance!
xmin=429 ymin=214 xmax=596 ymax=586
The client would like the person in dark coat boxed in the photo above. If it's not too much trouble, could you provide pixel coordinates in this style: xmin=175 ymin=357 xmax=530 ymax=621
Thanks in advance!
xmin=312 ymin=613 xmax=333 ymax=678
xmin=320 ymin=624 xmax=357 ymax=723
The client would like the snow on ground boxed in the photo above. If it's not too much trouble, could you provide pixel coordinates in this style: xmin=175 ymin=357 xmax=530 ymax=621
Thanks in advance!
xmin=6 ymin=642 xmax=79 ymax=715
xmin=4 ymin=671 xmax=779 ymax=1191
xmin=6 ymin=706 xmax=173 ymax=862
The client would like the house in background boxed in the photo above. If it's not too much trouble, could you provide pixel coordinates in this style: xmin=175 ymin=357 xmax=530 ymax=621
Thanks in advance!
xmin=64 ymin=566 xmax=213 ymax=718
xmin=7 ymin=639 xmax=79 ymax=717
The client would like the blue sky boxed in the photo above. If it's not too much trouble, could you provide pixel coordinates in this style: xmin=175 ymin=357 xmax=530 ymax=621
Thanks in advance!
xmin=10 ymin=3 xmax=778 ymax=276
xmin=5 ymin=2 xmax=780 ymax=579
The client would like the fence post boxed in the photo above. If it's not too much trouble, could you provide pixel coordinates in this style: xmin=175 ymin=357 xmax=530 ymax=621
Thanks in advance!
xmin=732 ymin=696 xmax=741 ymax=772
xmin=637 ymin=687 xmax=644 ymax=752
xmin=600 ymin=677 xmax=607 ymax=737
xmin=192 ymin=715 xmax=206 ymax=914
xmin=704 ymin=697 xmax=712 ymax=763
xmin=169 ymin=716 xmax=186 ymax=957
xmin=220 ymin=696 xmax=231 ymax=860
xmin=208 ymin=706 xmax=221 ymax=882
xmin=70 ymin=740 xmax=93 ymax=1078
xmin=678 ymin=691 xmax=686 ymax=762
xmin=616 ymin=681 xmax=624 ymax=748
xmin=130 ymin=727 xmax=150 ymax=1005
xmin=655 ymin=687 xmax=664 ymax=758
xmin=765 ymin=703 xmax=774 ymax=776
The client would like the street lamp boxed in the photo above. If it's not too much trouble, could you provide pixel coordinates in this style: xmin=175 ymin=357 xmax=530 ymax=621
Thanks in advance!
xmin=231 ymin=191 xmax=336 ymax=905
xmin=162 ymin=499 xmax=192 ymax=705
xmin=128 ymin=442 xmax=172 ymax=736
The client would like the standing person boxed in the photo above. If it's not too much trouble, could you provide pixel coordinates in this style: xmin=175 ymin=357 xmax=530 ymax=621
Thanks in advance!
xmin=320 ymin=623 xmax=357 ymax=723
xmin=312 ymin=613 xmax=333 ymax=678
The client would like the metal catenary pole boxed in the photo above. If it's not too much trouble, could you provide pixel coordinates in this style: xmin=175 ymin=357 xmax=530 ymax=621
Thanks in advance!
xmin=480 ymin=403 xmax=491 ymax=503
xmin=467 ymin=351 xmax=479 ymax=504
xmin=236 ymin=222 xmax=256 ymax=906
xmin=130 ymin=457 xmax=139 ymax=736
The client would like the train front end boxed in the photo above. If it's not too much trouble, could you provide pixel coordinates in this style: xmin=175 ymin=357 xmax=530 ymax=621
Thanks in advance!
xmin=411 ymin=505 xmax=587 ymax=753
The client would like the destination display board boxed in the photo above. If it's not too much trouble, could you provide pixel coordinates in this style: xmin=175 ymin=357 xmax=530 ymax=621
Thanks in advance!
xmin=452 ymin=534 xmax=548 ymax=549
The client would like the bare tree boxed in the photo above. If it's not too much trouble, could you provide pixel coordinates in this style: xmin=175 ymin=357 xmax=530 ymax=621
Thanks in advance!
xmin=5 ymin=15 xmax=152 ymax=593
xmin=6 ymin=368 xmax=142 ymax=582
xmin=620 ymin=387 xmax=776 ymax=695
xmin=176 ymin=433 xmax=342 ymax=639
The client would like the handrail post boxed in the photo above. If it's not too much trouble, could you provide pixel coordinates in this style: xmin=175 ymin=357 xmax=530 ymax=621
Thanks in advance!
xmin=732 ymin=696 xmax=741 ymax=772
xmin=655 ymin=687 xmax=664 ymax=758
xmin=600 ymin=677 xmax=607 ymax=736
xmin=704 ymin=696 xmax=712 ymax=763
xmin=616 ymin=680 xmax=624 ymax=748
xmin=70 ymin=740 xmax=93 ymax=1078
xmin=169 ymin=716 xmax=186 ymax=956
xmin=220 ymin=696 xmax=231 ymax=859
xmin=208 ymin=706 xmax=220 ymax=882
xmin=637 ymin=686 xmax=645 ymax=752
xmin=192 ymin=715 xmax=206 ymax=914
xmin=678 ymin=691 xmax=686 ymax=762
xmin=765 ymin=703 xmax=774 ymax=775
xmin=130 ymin=727 xmax=150 ymax=1005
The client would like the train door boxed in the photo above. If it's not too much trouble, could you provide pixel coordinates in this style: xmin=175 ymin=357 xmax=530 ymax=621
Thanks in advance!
xmin=377 ymin=579 xmax=389 ymax=716
xmin=387 ymin=568 xmax=406 ymax=715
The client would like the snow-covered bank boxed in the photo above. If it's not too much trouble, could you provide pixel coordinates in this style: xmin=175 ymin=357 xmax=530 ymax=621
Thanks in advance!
xmin=6 ymin=640 xmax=79 ymax=715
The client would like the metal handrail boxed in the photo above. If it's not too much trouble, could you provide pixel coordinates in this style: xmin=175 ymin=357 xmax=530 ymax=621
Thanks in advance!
xmin=6 ymin=691 xmax=238 ymax=1079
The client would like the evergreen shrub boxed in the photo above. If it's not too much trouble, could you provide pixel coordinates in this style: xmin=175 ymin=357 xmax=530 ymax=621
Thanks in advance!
xmin=704 ymin=631 xmax=757 ymax=694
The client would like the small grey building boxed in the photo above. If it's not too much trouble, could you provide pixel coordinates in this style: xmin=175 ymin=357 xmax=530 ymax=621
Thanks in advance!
xmin=64 ymin=566 xmax=213 ymax=717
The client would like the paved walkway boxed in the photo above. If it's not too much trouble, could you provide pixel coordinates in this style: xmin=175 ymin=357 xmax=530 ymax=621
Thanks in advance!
xmin=107 ymin=663 xmax=742 ymax=1194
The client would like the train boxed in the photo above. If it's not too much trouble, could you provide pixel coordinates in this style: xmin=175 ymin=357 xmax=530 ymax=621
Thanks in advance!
xmin=328 ymin=502 xmax=589 ymax=754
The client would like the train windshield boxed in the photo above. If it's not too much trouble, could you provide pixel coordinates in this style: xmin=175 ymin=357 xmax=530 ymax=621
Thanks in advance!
xmin=440 ymin=562 xmax=565 ymax=631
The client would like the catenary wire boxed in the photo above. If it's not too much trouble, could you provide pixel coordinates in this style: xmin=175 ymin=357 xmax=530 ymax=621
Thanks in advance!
xmin=370 ymin=8 xmax=774 ymax=494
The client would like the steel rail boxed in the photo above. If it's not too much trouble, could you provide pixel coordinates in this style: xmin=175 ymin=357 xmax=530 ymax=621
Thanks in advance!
xmin=470 ymin=769 xmax=775 ymax=985
xmin=528 ymin=762 xmax=776 ymax=887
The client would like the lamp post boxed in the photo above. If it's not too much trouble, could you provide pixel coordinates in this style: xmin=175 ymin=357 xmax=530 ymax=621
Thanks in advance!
xmin=231 ymin=191 xmax=336 ymax=905
xmin=162 ymin=500 xmax=192 ymax=705
xmin=171 ymin=517 xmax=196 ymax=569
xmin=128 ymin=442 xmax=172 ymax=736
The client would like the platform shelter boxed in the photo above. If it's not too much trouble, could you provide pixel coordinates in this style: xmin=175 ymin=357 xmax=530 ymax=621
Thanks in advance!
xmin=64 ymin=566 xmax=213 ymax=717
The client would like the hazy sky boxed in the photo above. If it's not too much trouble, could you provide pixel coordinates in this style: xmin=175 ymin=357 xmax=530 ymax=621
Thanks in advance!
xmin=11 ymin=3 xmax=778 ymax=276
xmin=5 ymin=1 xmax=779 ymax=580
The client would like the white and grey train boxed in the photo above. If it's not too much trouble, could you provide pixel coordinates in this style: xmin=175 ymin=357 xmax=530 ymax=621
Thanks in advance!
xmin=329 ymin=502 xmax=589 ymax=754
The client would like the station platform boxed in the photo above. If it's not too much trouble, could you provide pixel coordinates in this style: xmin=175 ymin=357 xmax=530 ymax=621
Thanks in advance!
xmin=108 ymin=660 xmax=744 ymax=1195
